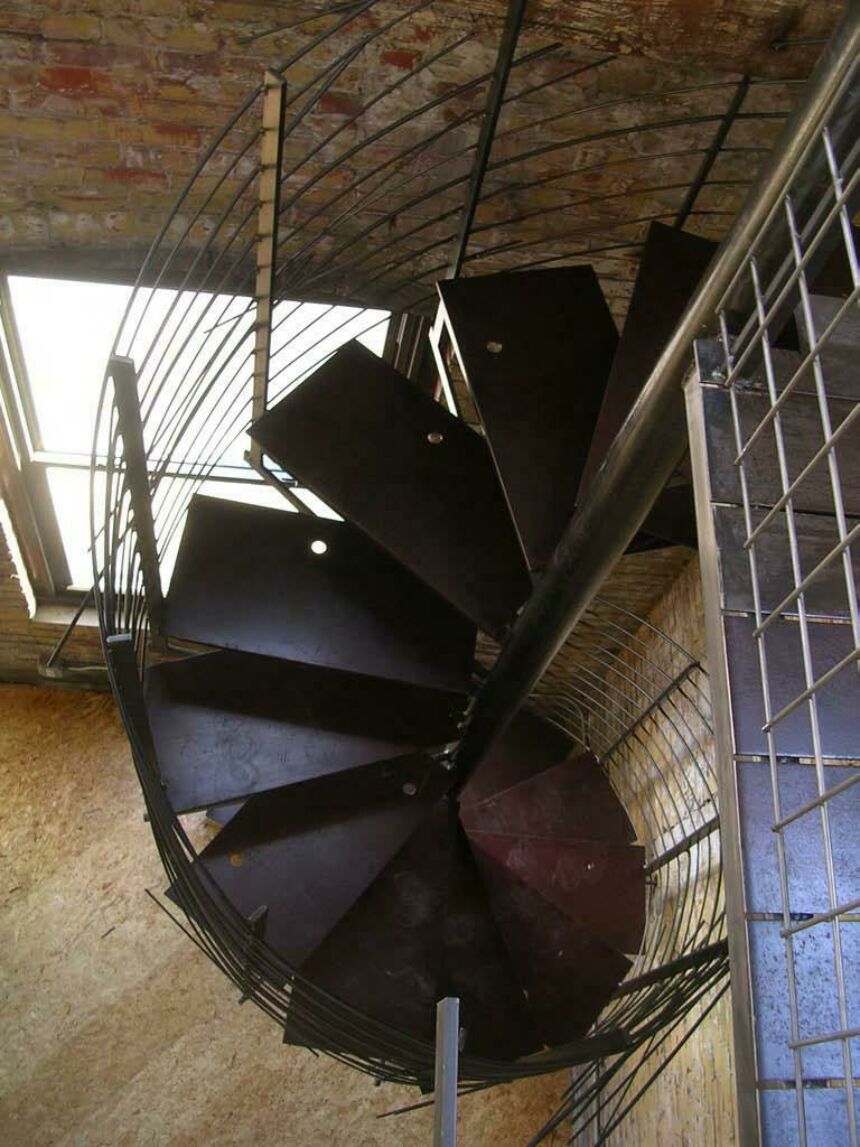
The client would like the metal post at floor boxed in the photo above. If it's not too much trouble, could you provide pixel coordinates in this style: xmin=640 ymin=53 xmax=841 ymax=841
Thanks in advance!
xmin=433 ymin=997 xmax=460 ymax=1147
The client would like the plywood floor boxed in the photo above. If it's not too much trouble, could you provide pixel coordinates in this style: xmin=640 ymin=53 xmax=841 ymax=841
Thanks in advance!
xmin=0 ymin=683 xmax=566 ymax=1147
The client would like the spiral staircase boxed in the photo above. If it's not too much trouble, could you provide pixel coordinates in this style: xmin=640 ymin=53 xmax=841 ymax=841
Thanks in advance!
xmin=90 ymin=2 xmax=745 ymax=1137
xmin=99 ymin=227 xmax=723 ymax=1085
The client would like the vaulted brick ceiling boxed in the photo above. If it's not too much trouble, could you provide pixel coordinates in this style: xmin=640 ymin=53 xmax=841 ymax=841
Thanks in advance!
xmin=0 ymin=1 xmax=844 ymax=321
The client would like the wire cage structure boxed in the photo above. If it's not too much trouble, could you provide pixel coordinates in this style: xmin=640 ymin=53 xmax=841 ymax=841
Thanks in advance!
xmin=84 ymin=0 xmax=860 ymax=1140
xmin=686 ymin=23 xmax=860 ymax=1145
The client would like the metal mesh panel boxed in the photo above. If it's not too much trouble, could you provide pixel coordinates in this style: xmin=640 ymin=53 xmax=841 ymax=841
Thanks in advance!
xmin=700 ymin=50 xmax=859 ymax=1146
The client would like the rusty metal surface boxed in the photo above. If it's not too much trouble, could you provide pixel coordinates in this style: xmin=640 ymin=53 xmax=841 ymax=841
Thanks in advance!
xmin=194 ymin=756 xmax=452 ymax=967
xmin=249 ymin=341 xmax=531 ymax=638
xmin=459 ymin=707 xmax=573 ymax=809
xmin=460 ymin=750 xmax=636 ymax=845
xmin=465 ymin=831 xmax=646 ymax=955
xmin=437 ymin=267 xmax=617 ymax=569
xmin=164 ymin=494 xmax=477 ymax=692
xmin=146 ymin=649 xmax=466 ymax=813
xmin=470 ymin=847 xmax=631 ymax=1046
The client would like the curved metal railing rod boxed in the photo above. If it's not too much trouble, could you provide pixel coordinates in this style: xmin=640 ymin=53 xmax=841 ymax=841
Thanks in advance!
xmin=149 ymin=306 xmax=393 ymax=559
xmin=275 ymin=39 xmax=572 ymax=284
xmin=370 ymin=208 xmax=735 ymax=305
xmin=119 ymin=122 xmax=263 ymax=359
xmin=116 ymin=96 xmax=265 ymax=356
xmin=128 ymin=39 xmax=389 ymax=413
xmin=297 ymin=99 xmax=787 ymax=293
xmin=533 ymin=674 xmax=713 ymax=967
xmin=277 ymin=42 xmax=590 ymax=284
xmin=289 ymin=73 xmax=746 ymax=279
xmin=360 ymin=179 xmax=750 ymax=294
xmin=237 ymin=1 xmax=369 ymax=48
xmin=131 ymin=14 xmax=431 ymax=447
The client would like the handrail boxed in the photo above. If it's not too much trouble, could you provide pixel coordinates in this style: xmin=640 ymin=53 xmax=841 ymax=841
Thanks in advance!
xmin=455 ymin=1 xmax=860 ymax=775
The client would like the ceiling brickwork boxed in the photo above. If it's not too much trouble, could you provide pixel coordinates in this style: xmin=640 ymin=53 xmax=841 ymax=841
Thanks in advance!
xmin=0 ymin=1 xmax=843 ymax=320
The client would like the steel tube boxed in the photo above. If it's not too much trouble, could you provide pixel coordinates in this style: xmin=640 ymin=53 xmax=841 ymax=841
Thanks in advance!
xmin=433 ymin=997 xmax=460 ymax=1147
xmin=456 ymin=2 xmax=860 ymax=775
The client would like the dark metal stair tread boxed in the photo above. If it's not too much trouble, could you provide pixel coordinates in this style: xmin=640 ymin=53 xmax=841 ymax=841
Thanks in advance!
xmin=163 ymin=493 xmax=476 ymax=692
xmin=285 ymin=802 xmax=538 ymax=1059
xmin=579 ymin=222 xmax=716 ymax=499
xmin=458 ymin=708 xmax=573 ymax=809
xmin=437 ymin=266 xmax=617 ymax=569
xmin=248 ymin=340 xmax=531 ymax=638
xmin=465 ymin=830 xmax=646 ymax=956
xmin=145 ymin=649 xmax=466 ymax=813
xmin=638 ymin=483 xmax=698 ymax=549
xmin=470 ymin=848 xmax=631 ymax=1046
xmin=440 ymin=821 xmax=541 ymax=1058
xmin=460 ymin=750 xmax=636 ymax=846
xmin=192 ymin=756 xmax=452 ymax=968
xmin=283 ymin=802 xmax=450 ymax=1051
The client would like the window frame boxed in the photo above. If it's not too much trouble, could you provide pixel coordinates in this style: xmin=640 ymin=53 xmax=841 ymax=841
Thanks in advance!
xmin=0 ymin=271 xmax=402 ymax=606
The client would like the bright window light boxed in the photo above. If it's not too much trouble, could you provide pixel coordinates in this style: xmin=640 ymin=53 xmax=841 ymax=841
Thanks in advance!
xmin=7 ymin=275 xmax=389 ymax=593
xmin=9 ymin=276 xmax=130 ymax=456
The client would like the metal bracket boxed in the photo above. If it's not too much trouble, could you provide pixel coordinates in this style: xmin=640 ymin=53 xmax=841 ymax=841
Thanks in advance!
xmin=693 ymin=337 xmax=729 ymax=386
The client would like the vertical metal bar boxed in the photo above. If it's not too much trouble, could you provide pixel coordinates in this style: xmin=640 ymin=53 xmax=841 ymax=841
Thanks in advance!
xmin=674 ymin=76 xmax=750 ymax=230
xmin=249 ymin=71 xmax=287 ymax=467
xmin=447 ymin=0 xmax=526 ymax=279
xmin=684 ymin=351 xmax=760 ymax=1147
xmin=105 ymin=632 xmax=157 ymax=770
xmin=433 ymin=996 xmax=460 ymax=1147
xmin=783 ymin=184 xmax=858 ymax=1147
xmin=725 ymin=266 xmax=810 ymax=1140
xmin=109 ymin=355 xmax=163 ymax=636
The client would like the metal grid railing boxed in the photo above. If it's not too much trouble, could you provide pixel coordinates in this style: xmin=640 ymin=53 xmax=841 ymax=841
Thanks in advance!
xmin=708 ymin=45 xmax=859 ymax=1145
xmin=522 ymin=590 xmax=726 ymax=1145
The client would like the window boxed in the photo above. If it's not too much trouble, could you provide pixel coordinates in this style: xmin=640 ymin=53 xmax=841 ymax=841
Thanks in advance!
xmin=0 ymin=273 xmax=388 ymax=600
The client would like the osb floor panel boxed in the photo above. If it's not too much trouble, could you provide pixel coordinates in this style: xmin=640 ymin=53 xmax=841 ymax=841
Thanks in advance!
xmin=0 ymin=684 xmax=566 ymax=1147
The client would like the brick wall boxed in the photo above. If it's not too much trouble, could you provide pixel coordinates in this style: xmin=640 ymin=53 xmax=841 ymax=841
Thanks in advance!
xmin=0 ymin=518 xmax=104 ymax=685
xmin=0 ymin=2 xmax=839 ymax=306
